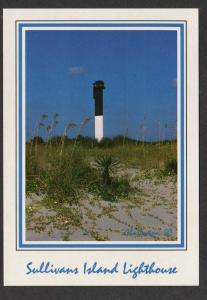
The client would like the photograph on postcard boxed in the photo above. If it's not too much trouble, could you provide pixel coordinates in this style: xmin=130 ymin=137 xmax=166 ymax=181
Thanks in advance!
xmin=18 ymin=24 xmax=184 ymax=247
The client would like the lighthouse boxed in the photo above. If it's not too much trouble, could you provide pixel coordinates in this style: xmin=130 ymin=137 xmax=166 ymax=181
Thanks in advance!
xmin=93 ymin=80 xmax=105 ymax=142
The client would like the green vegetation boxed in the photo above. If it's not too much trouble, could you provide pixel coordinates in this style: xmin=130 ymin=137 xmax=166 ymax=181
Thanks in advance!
xmin=26 ymin=115 xmax=177 ymax=240
xmin=26 ymin=114 xmax=177 ymax=234
xmin=164 ymin=158 xmax=177 ymax=174
xmin=26 ymin=134 xmax=177 ymax=202
xmin=94 ymin=155 xmax=120 ymax=186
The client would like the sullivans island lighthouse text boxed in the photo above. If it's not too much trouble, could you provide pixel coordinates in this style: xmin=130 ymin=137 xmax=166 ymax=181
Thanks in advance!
xmin=93 ymin=80 xmax=105 ymax=142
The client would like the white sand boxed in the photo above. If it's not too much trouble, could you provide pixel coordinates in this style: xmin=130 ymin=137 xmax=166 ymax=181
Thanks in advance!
xmin=26 ymin=171 xmax=177 ymax=242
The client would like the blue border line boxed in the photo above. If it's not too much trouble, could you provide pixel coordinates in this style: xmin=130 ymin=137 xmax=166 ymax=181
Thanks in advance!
xmin=19 ymin=23 xmax=183 ymax=28
xmin=180 ymin=25 xmax=185 ymax=248
xmin=18 ymin=25 xmax=23 ymax=247
xmin=18 ymin=22 xmax=185 ymax=249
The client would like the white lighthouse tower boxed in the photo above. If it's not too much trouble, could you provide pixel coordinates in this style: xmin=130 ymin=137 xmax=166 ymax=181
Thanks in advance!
xmin=93 ymin=80 xmax=105 ymax=142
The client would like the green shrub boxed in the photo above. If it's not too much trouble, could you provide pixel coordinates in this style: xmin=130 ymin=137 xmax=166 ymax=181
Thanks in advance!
xmin=98 ymin=138 xmax=114 ymax=148
xmin=165 ymin=158 xmax=177 ymax=174
xmin=26 ymin=153 xmax=42 ymax=177
xmin=26 ymin=177 xmax=42 ymax=195
xmin=40 ymin=153 xmax=96 ymax=204
xmin=48 ymin=135 xmax=62 ymax=145
xmin=75 ymin=135 xmax=98 ymax=147
xmin=30 ymin=136 xmax=44 ymax=144
xmin=90 ymin=177 xmax=131 ymax=202
xmin=111 ymin=177 xmax=131 ymax=198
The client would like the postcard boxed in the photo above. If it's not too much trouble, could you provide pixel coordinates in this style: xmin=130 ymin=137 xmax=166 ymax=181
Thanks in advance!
xmin=3 ymin=8 xmax=199 ymax=286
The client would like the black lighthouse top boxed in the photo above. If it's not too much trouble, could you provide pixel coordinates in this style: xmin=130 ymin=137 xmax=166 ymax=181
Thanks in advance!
xmin=93 ymin=80 xmax=105 ymax=116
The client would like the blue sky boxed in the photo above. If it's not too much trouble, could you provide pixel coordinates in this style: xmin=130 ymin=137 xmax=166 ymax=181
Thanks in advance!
xmin=26 ymin=30 xmax=177 ymax=141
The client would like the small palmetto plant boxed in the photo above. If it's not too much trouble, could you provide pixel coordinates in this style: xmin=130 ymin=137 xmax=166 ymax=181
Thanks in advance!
xmin=94 ymin=155 xmax=120 ymax=186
